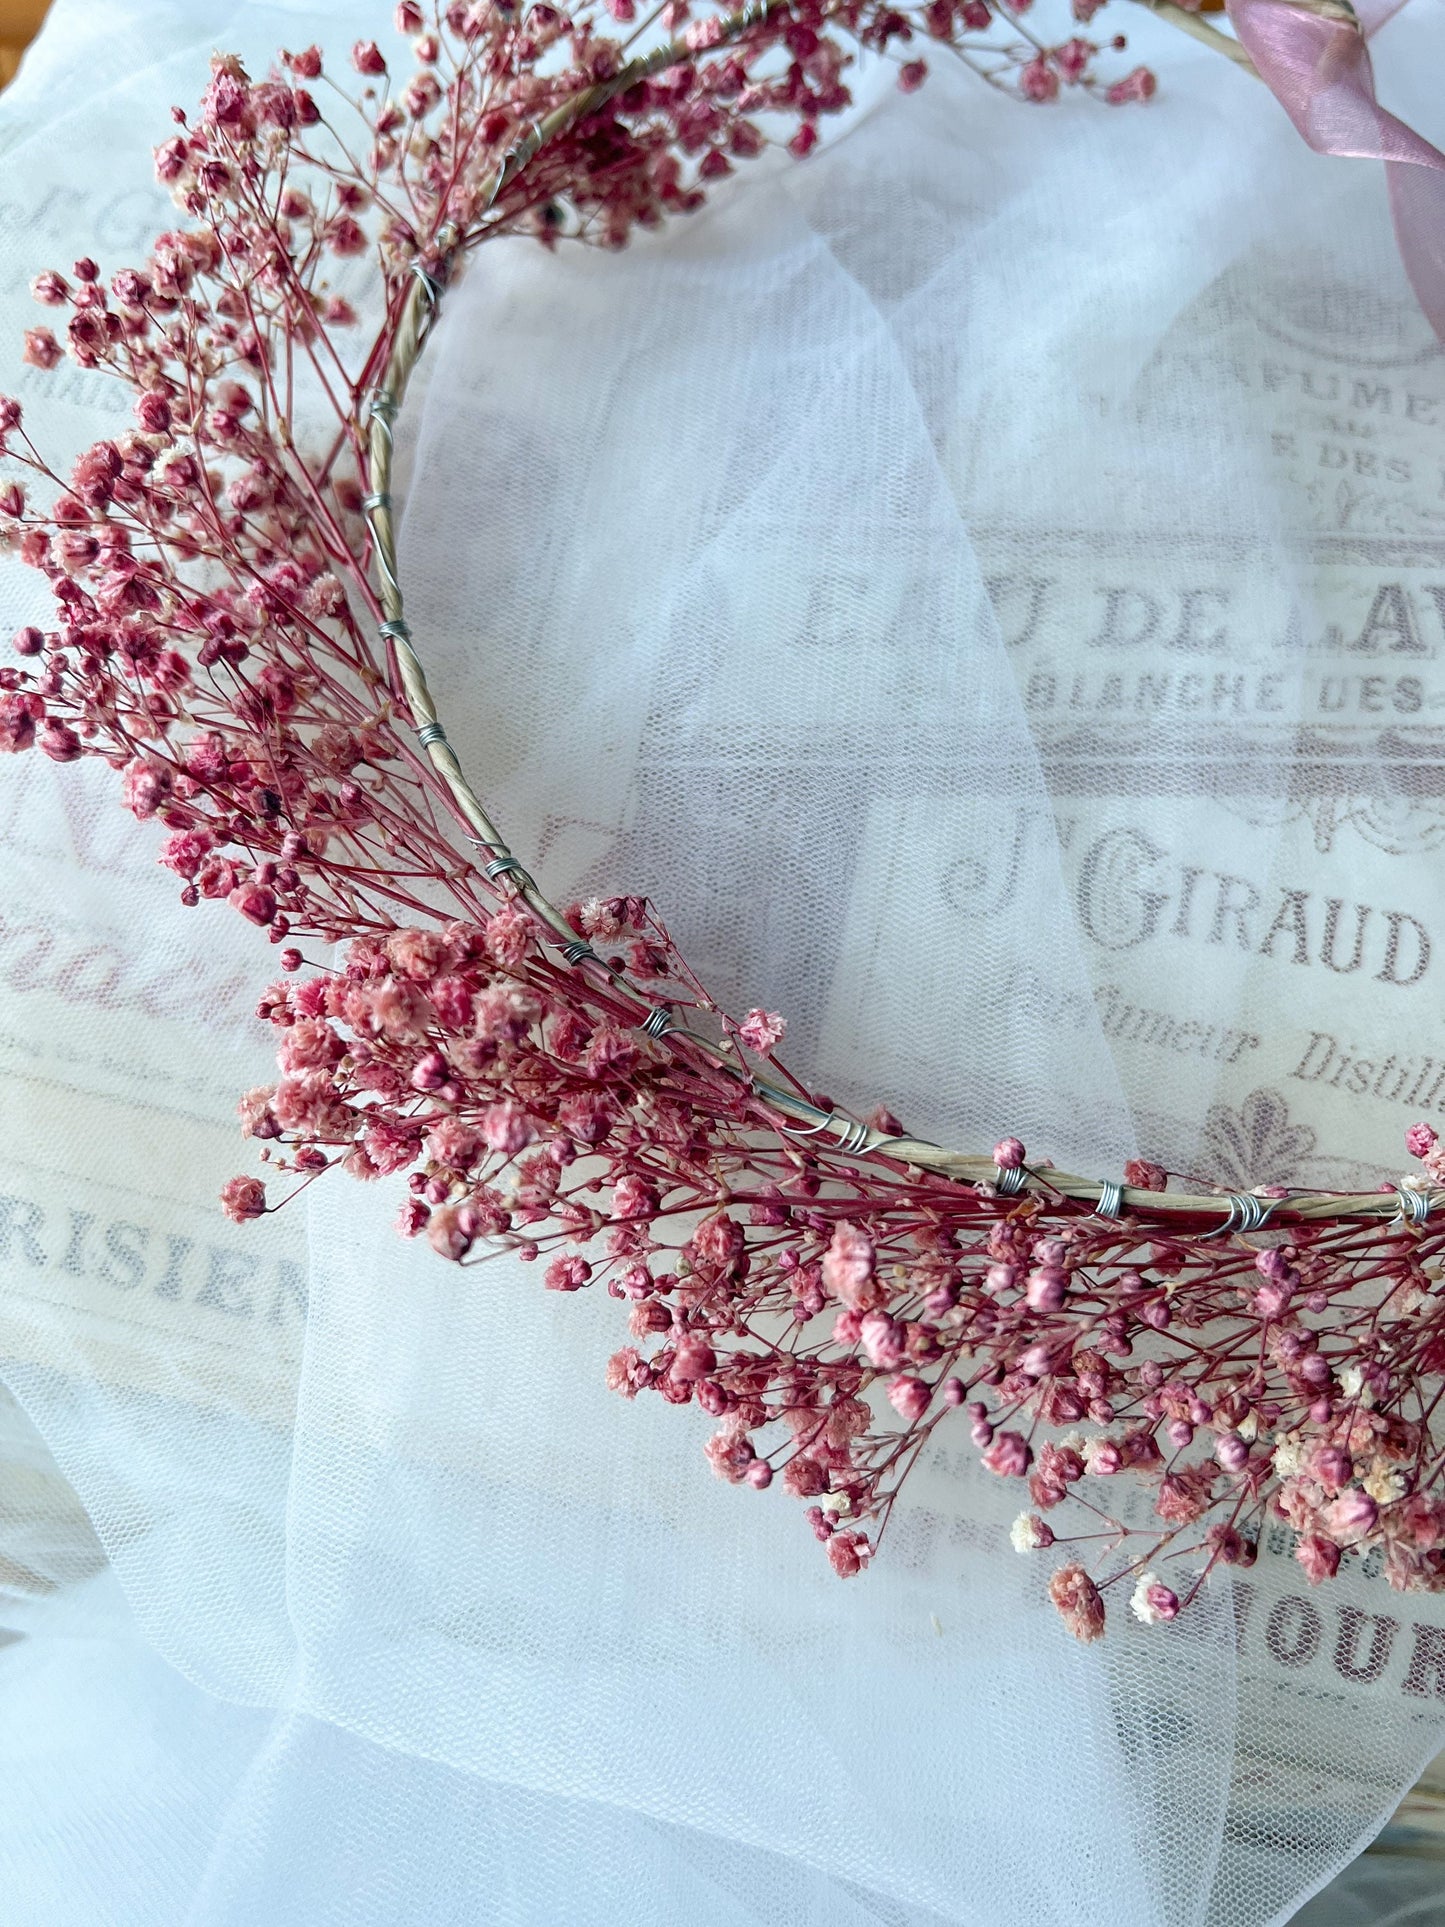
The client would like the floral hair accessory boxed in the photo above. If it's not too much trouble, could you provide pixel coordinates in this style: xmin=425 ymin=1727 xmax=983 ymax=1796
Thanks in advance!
xmin=4 ymin=0 xmax=1445 ymax=1642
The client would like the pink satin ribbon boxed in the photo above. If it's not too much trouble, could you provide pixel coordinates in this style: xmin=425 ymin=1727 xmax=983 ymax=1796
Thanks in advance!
xmin=1225 ymin=0 xmax=1445 ymax=341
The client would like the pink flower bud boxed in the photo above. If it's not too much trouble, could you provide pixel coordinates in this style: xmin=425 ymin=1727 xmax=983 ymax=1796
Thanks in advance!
xmin=1025 ymin=1267 xmax=1066 ymax=1313
xmin=409 ymin=1050 xmax=449 ymax=1091
xmin=887 ymin=1374 xmax=931 ymax=1424
xmin=1105 ymin=65 xmax=1157 ymax=106
xmin=352 ymin=39 xmax=387 ymax=74
xmin=135 ymin=390 xmax=172 ymax=434
xmin=228 ymin=882 xmax=277 ymax=926
xmin=671 ymin=1331 xmax=717 ymax=1380
xmin=1327 ymin=1489 xmax=1378 ymax=1541
xmin=22 ymin=327 xmax=60 ymax=371
xmin=861 ymin=1311 xmax=905 ymax=1370
xmin=993 ymin=1136 xmax=1025 ymax=1170
xmin=898 ymin=60 xmax=927 ymax=91
xmin=1407 ymin=1120 xmax=1439 ymax=1159
xmin=0 ymin=692 xmax=41 ymax=753
xmin=1215 ymin=1433 xmax=1249 ymax=1474
xmin=1018 ymin=1340 xmax=1061 ymax=1378
xmin=1312 ymin=1445 xmax=1352 ymax=1490
xmin=982 ymin=1430 xmax=1031 ymax=1478
xmin=427 ymin=1203 xmax=477 ymax=1263
xmin=1019 ymin=54 xmax=1060 ymax=103
xmin=39 ymin=721 xmax=81 ymax=762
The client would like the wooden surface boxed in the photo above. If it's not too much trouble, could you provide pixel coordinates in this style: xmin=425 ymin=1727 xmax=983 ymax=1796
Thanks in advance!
xmin=0 ymin=0 xmax=49 ymax=87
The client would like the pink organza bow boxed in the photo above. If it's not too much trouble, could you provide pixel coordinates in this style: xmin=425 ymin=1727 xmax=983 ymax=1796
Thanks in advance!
xmin=1226 ymin=0 xmax=1445 ymax=340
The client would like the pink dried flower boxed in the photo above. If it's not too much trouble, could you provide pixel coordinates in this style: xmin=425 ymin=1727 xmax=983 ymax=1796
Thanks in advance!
xmin=1296 ymin=1533 xmax=1343 ymax=1583
xmin=1129 ymin=1572 xmax=1180 ymax=1625
xmin=993 ymin=1136 xmax=1026 ymax=1170
xmin=1009 ymin=1512 xmax=1054 ymax=1552
xmin=427 ymin=1203 xmax=478 ymax=1263
xmin=1019 ymin=55 xmax=1060 ymax=102
xmin=982 ymin=1430 xmax=1031 ymax=1478
xmin=738 ymin=1007 xmax=786 ymax=1053
xmin=220 ymin=1175 xmax=267 ymax=1222
xmin=1124 ymin=1159 xmax=1167 ymax=1191
xmin=1105 ymin=65 xmax=1156 ymax=105
xmin=229 ymin=882 xmax=277 ymax=926
xmin=822 ymin=1220 xmax=880 ymax=1310
xmin=545 ymin=1254 xmax=592 ymax=1293
xmin=783 ymin=1455 xmax=828 ymax=1498
xmin=606 ymin=1347 xmax=647 ymax=1397
xmin=1406 ymin=1121 xmax=1438 ymax=1159
xmin=352 ymin=39 xmax=388 ymax=74
xmin=705 ymin=1427 xmax=756 ymax=1482
xmin=480 ymin=1100 xmax=533 ymax=1156
xmin=1049 ymin=1564 xmax=1106 ymax=1642
xmin=860 ymin=1310 xmax=904 ymax=1369
xmin=39 ymin=721 xmax=81 ymax=762
xmin=827 ymin=1530 xmax=871 ymax=1577
xmin=1327 ymin=1488 xmax=1379 ymax=1542
xmin=0 ymin=692 xmax=42 ymax=752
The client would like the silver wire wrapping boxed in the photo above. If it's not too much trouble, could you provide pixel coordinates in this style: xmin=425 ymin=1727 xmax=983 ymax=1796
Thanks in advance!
xmin=829 ymin=1115 xmax=872 ymax=1157
xmin=1095 ymin=1179 xmax=1126 ymax=1220
xmin=1395 ymin=1184 xmax=1435 ymax=1227
xmin=993 ymin=1164 xmax=1027 ymax=1197
xmin=1206 ymin=1192 xmax=1280 ymax=1238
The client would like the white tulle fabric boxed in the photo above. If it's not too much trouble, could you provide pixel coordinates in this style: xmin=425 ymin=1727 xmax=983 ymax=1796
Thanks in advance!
xmin=3 ymin=1 xmax=1445 ymax=1921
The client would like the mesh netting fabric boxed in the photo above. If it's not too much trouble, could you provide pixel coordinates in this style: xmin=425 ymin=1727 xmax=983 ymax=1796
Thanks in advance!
xmin=2 ymin=2 xmax=1445 ymax=1922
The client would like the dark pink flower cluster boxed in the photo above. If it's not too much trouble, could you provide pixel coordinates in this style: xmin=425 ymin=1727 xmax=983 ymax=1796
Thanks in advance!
xmin=33 ymin=8 xmax=1445 ymax=1646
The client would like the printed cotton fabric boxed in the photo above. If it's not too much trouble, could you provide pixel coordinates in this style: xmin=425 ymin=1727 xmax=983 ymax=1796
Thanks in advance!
xmin=1 ymin=2 xmax=1445 ymax=1922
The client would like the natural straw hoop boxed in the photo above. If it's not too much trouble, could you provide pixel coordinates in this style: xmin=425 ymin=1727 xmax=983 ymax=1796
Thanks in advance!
xmin=360 ymin=0 xmax=1426 ymax=1230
